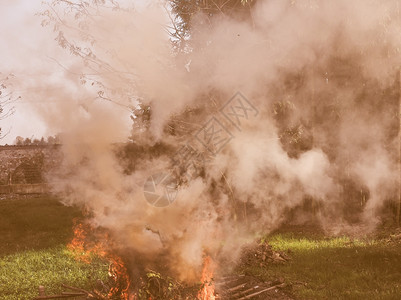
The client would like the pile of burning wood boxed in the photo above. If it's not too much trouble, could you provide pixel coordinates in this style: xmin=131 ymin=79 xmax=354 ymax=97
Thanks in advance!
xmin=215 ymin=275 xmax=290 ymax=300
xmin=238 ymin=241 xmax=291 ymax=269
xmin=34 ymin=220 xmax=293 ymax=299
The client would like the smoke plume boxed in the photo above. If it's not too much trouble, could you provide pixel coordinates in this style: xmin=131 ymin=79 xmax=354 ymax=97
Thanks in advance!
xmin=14 ymin=0 xmax=401 ymax=280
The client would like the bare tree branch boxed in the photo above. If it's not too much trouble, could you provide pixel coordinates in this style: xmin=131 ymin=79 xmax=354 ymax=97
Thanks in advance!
xmin=0 ymin=73 xmax=19 ymax=140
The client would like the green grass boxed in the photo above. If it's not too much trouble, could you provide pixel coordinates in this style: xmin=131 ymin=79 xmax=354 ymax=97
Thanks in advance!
xmin=2 ymin=196 xmax=401 ymax=299
xmin=0 ymin=196 xmax=82 ymax=255
xmin=239 ymin=232 xmax=401 ymax=300
xmin=0 ymin=195 xmax=109 ymax=299
xmin=0 ymin=246 xmax=108 ymax=300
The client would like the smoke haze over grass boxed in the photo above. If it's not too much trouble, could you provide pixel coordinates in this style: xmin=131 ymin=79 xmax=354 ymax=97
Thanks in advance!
xmin=5 ymin=0 xmax=401 ymax=281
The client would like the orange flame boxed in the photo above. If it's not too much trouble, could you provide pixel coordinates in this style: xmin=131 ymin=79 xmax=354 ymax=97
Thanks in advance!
xmin=67 ymin=222 xmax=107 ymax=263
xmin=68 ymin=220 xmax=132 ymax=299
xmin=108 ymin=254 xmax=131 ymax=299
xmin=198 ymin=256 xmax=216 ymax=300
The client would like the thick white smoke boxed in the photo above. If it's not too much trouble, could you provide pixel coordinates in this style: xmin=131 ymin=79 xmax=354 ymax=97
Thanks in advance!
xmin=14 ymin=0 xmax=401 ymax=280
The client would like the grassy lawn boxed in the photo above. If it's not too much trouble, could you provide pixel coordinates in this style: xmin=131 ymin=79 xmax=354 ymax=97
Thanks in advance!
xmin=0 ymin=195 xmax=109 ymax=300
xmin=238 ymin=229 xmax=401 ymax=300
xmin=2 ymin=196 xmax=401 ymax=299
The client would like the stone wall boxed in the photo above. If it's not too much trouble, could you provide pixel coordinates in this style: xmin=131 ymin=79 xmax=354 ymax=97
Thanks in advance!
xmin=0 ymin=145 xmax=62 ymax=185
xmin=0 ymin=183 xmax=50 ymax=194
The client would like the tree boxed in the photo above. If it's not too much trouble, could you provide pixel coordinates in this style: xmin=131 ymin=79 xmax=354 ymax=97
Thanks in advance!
xmin=0 ymin=73 xmax=18 ymax=140
xmin=39 ymin=0 xmax=257 ymax=142
xmin=169 ymin=0 xmax=256 ymax=41
xmin=47 ymin=136 xmax=55 ymax=145
xmin=41 ymin=1 xmax=137 ymax=102
xmin=14 ymin=136 xmax=24 ymax=145
xmin=23 ymin=138 xmax=32 ymax=146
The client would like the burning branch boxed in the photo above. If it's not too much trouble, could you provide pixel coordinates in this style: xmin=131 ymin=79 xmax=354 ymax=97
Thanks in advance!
xmin=67 ymin=221 xmax=132 ymax=299
xmin=198 ymin=256 xmax=216 ymax=300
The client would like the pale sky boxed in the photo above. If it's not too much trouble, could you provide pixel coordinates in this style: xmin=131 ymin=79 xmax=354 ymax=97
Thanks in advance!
xmin=0 ymin=0 xmax=148 ymax=145
xmin=0 ymin=1 xmax=59 ymax=144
